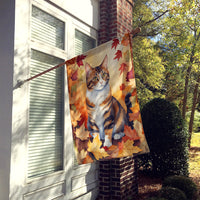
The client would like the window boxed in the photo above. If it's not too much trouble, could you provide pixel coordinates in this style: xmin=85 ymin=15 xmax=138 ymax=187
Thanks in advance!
xmin=28 ymin=6 xmax=65 ymax=178
xmin=75 ymin=29 xmax=96 ymax=55
xmin=31 ymin=6 xmax=65 ymax=49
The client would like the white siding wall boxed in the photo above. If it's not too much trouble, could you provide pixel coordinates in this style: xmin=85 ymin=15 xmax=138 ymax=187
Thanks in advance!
xmin=48 ymin=0 xmax=99 ymax=30
xmin=0 ymin=0 xmax=15 ymax=199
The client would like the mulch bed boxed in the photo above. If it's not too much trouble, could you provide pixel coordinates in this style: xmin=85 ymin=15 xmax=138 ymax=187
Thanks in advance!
xmin=137 ymin=172 xmax=162 ymax=200
xmin=136 ymin=148 xmax=200 ymax=200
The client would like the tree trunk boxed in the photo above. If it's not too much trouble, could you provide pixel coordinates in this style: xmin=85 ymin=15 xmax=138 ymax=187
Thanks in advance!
xmin=182 ymin=32 xmax=199 ymax=119
xmin=188 ymin=74 xmax=200 ymax=147
xmin=182 ymin=65 xmax=192 ymax=119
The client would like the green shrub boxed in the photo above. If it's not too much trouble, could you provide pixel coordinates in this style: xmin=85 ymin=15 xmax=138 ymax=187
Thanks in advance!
xmin=159 ymin=186 xmax=187 ymax=200
xmin=141 ymin=98 xmax=189 ymax=177
xmin=163 ymin=175 xmax=198 ymax=200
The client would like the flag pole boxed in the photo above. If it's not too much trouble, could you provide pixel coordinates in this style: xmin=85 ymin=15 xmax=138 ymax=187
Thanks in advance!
xmin=15 ymin=61 xmax=66 ymax=88
xmin=15 ymin=27 xmax=141 ymax=88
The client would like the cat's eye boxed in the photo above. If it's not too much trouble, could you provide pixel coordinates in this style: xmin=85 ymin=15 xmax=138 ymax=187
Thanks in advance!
xmin=93 ymin=76 xmax=98 ymax=81
xmin=102 ymin=72 xmax=106 ymax=78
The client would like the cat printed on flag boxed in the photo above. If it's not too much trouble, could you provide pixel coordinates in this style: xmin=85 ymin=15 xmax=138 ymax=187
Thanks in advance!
xmin=66 ymin=33 xmax=149 ymax=164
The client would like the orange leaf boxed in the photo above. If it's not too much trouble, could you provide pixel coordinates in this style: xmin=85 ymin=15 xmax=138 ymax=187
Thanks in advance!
xmin=119 ymin=63 xmax=128 ymax=75
xmin=121 ymin=33 xmax=130 ymax=46
xmin=131 ymin=102 xmax=140 ymax=114
xmin=131 ymin=88 xmax=137 ymax=96
xmin=75 ymin=123 xmax=89 ymax=140
xmin=120 ymin=83 xmax=126 ymax=90
xmin=129 ymin=112 xmax=140 ymax=121
xmin=83 ymin=154 xmax=94 ymax=164
xmin=124 ymin=125 xmax=140 ymax=141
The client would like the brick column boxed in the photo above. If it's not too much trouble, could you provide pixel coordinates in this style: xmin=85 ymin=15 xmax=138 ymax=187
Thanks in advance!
xmin=98 ymin=0 xmax=134 ymax=45
xmin=98 ymin=1 xmax=139 ymax=199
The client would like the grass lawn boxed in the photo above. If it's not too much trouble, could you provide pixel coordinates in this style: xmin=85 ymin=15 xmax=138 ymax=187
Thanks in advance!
xmin=189 ymin=132 xmax=200 ymax=191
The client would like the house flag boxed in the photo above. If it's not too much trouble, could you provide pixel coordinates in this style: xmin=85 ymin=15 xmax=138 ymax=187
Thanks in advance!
xmin=66 ymin=33 xmax=149 ymax=164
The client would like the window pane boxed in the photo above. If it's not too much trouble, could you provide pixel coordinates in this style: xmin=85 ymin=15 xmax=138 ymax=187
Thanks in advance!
xmin=75 ymin=29 xmax=96 ymax=55
xmin=28 ymin=50 xmax=64 ymax=178
xmin=32 ymin=6 xmax=65 ymax=49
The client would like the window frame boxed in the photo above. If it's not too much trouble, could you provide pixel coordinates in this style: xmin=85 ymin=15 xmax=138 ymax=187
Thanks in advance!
xmin=26 ymin=0 xmax=98 ymax=183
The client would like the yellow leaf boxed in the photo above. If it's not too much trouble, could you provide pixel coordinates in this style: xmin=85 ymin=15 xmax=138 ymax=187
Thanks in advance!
xmin=131 ymin=102 xmax=140 ymax=114
xmin=87 ymin=135 xmax=109 ymax=160
xmin=118 ymin=139 xmax=142 ymax=157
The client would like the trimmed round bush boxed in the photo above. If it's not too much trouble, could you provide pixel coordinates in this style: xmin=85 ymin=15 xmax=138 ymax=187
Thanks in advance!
xmin=163 ymin=175 xmax=198 ymax=200
xmin=159 ymin=186 xmax=187 ymax=200
xmin=141 ymin=98 xmax=189 ymax=177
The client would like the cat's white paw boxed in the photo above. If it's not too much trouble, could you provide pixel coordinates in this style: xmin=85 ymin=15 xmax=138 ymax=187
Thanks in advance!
xmin=114 ymin=132 xmax=125 ymax=140
xmin=104 ymin=135 xmax=112 ymax=147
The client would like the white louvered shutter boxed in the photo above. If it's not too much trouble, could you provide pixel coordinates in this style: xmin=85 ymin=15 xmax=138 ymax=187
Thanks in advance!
xmin=28 ymin=50 xmax=64 ymax=178
xmin=75 ymin=29 xmax=96 ymax=55
xmin=31 ymin=6 xmax=64 ymax=49
xmin=28 ymin=6 xmax=65 ymax=178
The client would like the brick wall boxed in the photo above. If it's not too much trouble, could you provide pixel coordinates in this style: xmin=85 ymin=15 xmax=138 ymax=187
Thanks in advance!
xmin=98 ymin=0 xmax=134 ymax=44
xmin=98 ymin=1 xmax=139 ymax=199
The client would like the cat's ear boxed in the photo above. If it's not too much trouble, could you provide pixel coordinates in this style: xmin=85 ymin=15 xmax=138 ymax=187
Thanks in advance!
xmin=85 ymin=63 xmax=92 ymax=77
xmin=101 ymin=55 xmax=108 ymax=68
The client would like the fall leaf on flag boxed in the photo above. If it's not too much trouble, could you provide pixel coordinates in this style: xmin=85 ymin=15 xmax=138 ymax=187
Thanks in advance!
xmin=121 ymin=33 xmax=130 ymax=46
xmin=129 ymin=111 xmax=142 ymax=123
xmin=112 ymin=38 xmax=119 ymax=49
xmin=66 ymin=57 xmax=76 ymax=66
xmin=118 ymin=139 xmax=142 ymax=157
xmin=131 ymin=88 xmax=137 ymax=97
xmin=129 ymin=112 xmax=140 ymax=122
xmin=71 ymin=70 xmax=78 ymax=81
xmin=83 ymin=154 xmax=94 ymax=164
xmin=108 ymin=145 xmax=119 ymax=158
xmin=119 ymin=63 xmax=128 ymax=75
xmin=120 ymin=83 xmax=126 ymax=90
xmin=126 ymin=68 xmax=135 ymax=82
xmin=87 ymin=135 xmax=109 ymax=160
xmin=75 ymin=123 xmax=89 ymax=141
xmin=131 ymin=102 xmax=140 ymax=114
xmin=76 ymin=149 xmax=87 ymax=164
xmin=124 ymin=125 xmax=140 ymax=140
xmin=70 ymin=109 xmax=81 ymax=127
xmin=77 ymin=55 xmax=87 ymax=67
xmin=122 ymin=135 xmax=133 ymax=142
xmin=114 ymin=50 xmax=122 ymax=61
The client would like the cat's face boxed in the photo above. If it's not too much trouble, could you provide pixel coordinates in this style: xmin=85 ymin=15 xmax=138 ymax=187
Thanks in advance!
xmin=85 ymin=55 xmax=109 ymax=91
